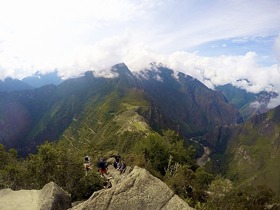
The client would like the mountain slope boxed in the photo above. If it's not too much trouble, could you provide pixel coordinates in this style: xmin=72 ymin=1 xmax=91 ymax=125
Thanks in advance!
xmin=0 ymin=63 xmax=242 ymax=156
xmin=225 ymin=105 xmax=280 ymax=195
xmin=201 ymin=105 xmax=280 ymax=197
xmin=139 ymin=66 xmax=243 ymax=137
xmin=0 ymin=85 xmax=56 ymax=154
xmin=22 ymin=70 xmax=63 ymax=88
xmin=0 ymin=78 xmax=33 ymax=92
xmin=216 ymin=84 xmax=278 ymax=119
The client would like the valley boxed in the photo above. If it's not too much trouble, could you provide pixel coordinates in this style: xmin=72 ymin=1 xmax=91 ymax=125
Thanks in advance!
xmin=0 ymin=63 xmax=279 ymax=209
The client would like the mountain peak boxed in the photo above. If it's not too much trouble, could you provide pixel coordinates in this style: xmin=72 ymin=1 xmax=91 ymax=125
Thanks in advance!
xmin=110 ymin=63 xmax=138 ymax=88
xmin=111 ymin=63 xmax=133 ymax=76
xmin=22 ymin=70 xmax=63 ymax=88
xmin=112 ymin=62 xmax=127 ymax=68
xmin=0 ymin=77 xmax=32 ymax=92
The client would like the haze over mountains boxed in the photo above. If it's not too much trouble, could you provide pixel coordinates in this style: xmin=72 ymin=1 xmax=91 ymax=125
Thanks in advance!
xmin=0 ymin=63 xmax=241 ymax=156
xmin=1 ymin=62 xmax=280 ymax=208
xmin=1 ymin=63 xmax=279 ymax=157
xmin=0 ymin=71 xmax=63 ymax=92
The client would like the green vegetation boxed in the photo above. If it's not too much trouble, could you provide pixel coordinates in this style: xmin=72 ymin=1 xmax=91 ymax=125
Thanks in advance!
xmin=0 ymin=143 xmax=103 ymax=201
xmin=0 ymin=123 xmax=278 ymax=208
xmin=204 ymin=177 xmax=275 ymax=210
xmin=1 ymin=106 xmax=277 ymax=208
xmin=0 ymin=68 xmax=279 ymax=208
xmin=215 ymin=84 xmax=257 ymax=119
xmin=223 ymin=112 xmax=280 ymax=196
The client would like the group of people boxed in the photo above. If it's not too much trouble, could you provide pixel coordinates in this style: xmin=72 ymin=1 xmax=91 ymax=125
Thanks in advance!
xmin=83 ymin=154 xmax=126 ymax=189
xmin=83 ymin=154 xmax=126 ymax=177
xmin=113 ymin=154 xmax=126 ymax=174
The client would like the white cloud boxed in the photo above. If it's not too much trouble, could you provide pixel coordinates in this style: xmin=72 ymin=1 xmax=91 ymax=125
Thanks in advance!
xmin=146 ymin=0 xmax=280 ymax=52
xmin=123 ymin=49 xmax=280 ymax=94
xmin=250 ymin=101 xmax=261 ymax=110
xmin=92 ymin=68 xmax=119 ymax=79
xmin=267 ymin=96 xmax=280 ymax=109
xmin=0 ymin=0 xmax=167 ymax=79
xmin=0 ymin=0 xmax=279 ymax=97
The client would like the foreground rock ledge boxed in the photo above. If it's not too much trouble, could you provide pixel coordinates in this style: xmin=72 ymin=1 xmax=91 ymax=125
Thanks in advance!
xmin=70 ymin=166 xmax=194 ymax=210
xmin=0 ymin=181 xmax=71 ymax=210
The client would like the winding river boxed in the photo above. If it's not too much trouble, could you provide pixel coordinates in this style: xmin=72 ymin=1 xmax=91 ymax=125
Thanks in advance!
xmin=190 ymin=138 xmax=211 ymax=167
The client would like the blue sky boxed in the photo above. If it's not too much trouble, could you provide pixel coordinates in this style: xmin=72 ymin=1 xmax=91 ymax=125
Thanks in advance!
xmin=0 ymin=0 xmax=280 ymax=100
xmin=190 ymin=36 xmax=277 ymax=65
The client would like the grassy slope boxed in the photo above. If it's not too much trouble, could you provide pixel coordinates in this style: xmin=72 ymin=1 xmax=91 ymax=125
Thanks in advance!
xmin=224 ymin=107 xmax=280 ymax=196
xmin=58 ymin=88 xmax=152 ymax=159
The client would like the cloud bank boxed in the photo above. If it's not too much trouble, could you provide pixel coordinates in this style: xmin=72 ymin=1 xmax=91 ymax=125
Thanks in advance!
xmin=0 ymin=0 xmax=279 ymax=98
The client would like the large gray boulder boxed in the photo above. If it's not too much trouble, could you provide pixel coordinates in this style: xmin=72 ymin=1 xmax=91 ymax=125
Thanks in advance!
xmin=70 ymin=166 xmax=194 ymax=210
xmin=0 ymin=181 xmax=71 ymax=210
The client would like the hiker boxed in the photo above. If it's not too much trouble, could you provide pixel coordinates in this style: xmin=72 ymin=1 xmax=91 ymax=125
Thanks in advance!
xmin=98 ymin=158 xmax=108 ymax=177
xmin=113 ymin=154 xmax=121 ymax=169
xmin=118 ymin=161 xmax=126 ymax=174
xmin=84 ymin=156 xmax=91 ymax=175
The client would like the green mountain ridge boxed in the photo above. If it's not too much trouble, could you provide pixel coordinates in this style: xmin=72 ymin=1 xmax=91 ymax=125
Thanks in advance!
xmin=201 ymin=105 xmax=280 ymax=197
xmin=1 ymin=63 xmax=279 ymax=209
xmin=0 ymin=77 xmax=33 ymax=92
xmin=216 ymin=83 xmax=279 ymax=120
xmin=138 ymin=65 xmax=243 ymax=137
xmin=226 ymin=106 xmax=280 ymax=195
xmin=0 ymin=63 xmax=242 ymax=157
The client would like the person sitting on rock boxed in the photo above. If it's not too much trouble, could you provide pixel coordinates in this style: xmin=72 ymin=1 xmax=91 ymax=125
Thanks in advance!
xmin=113 ymin=154 xmax=121 ymax=169
xmin=118 ymin=161 xmax=126 ymax=174
xmin=98 ymin=158 xmax=108 ymax=177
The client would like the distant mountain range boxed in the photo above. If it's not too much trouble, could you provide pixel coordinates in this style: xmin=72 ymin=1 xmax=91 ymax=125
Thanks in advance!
xmin=1 ymin=68 xmax=277 ymax=120
xmin=0 ymin=63 xmax=241 ymax=156
xmin=0 ymin=77 xmax=33 ymax=92
xmin=216 ymin=84 xmax=278 ymax=120
xmin=22 ymin=70 xmax=63 ymax=88
xmin=1 ymin=62 xmax=280 ymax=200
xmin=0 ymin=70 xmax=63 ymax=92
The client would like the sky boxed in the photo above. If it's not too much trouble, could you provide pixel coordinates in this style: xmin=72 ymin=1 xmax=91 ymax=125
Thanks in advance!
xmin=0 ymin=0 xmax=280 ymax=100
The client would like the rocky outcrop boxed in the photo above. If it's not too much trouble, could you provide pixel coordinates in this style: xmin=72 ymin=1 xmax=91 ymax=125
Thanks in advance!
xmin=0 ymin=166 xmax=193 ymax=210
xmin=70 ymin=166 xmax=193 ymax=210
xmin=0 ymin=181 xmax=71 ymax=210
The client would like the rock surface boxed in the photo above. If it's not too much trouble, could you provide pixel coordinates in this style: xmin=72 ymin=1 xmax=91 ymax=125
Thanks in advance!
xmin=70 ymin=166 xmax=193 ymax=210
xmin=0 ymin=181 xmax=71 ymax=210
